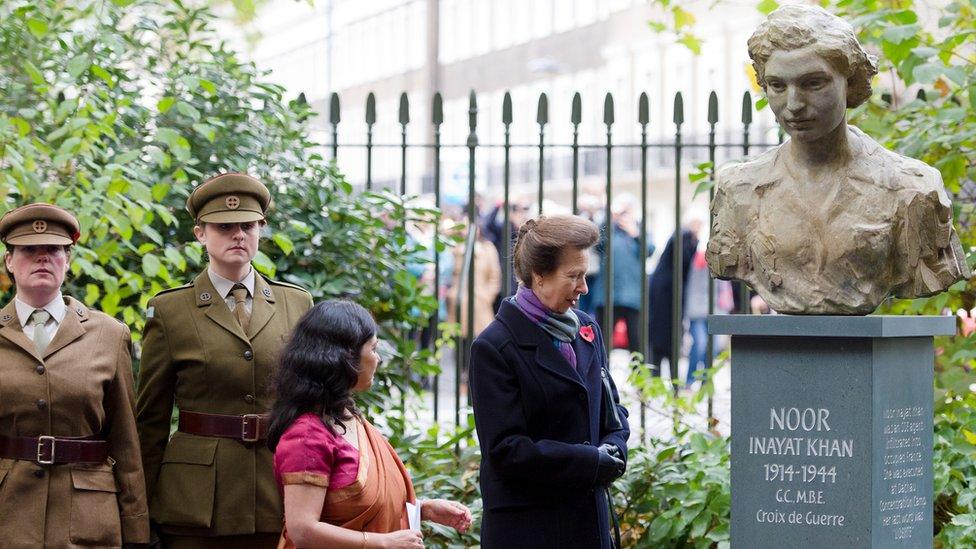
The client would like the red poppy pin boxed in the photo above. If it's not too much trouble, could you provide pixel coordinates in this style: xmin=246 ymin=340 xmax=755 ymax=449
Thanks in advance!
xmin=579 ymin=325 xmax=595 ymax=343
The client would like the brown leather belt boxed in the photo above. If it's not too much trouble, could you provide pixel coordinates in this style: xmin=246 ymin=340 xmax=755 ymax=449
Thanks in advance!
xmin=0 ymin=435 xmax=109 ymax=465
xmin=178 ymin=410 xmax=270 ymax=442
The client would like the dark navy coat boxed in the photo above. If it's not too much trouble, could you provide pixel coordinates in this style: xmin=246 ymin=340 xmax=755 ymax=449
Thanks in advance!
xmin=469 ymin=300 xmax=630 ymax=549
xmin=648 ymin=229 xmax=698 ymax=357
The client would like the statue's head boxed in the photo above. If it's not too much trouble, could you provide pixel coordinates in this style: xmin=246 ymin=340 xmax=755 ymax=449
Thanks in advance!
xmin=748 ymin=5 xmax=878 ymax=109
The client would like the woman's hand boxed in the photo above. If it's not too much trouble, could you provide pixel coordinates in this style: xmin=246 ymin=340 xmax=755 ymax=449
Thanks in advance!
xmin=420 ymin=498 xmax=473 ymax=532
xmin=376 ymin=529 xmax=424 ymax=548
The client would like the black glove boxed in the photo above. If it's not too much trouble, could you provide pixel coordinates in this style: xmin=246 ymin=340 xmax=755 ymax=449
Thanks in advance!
xmin=595 ymin=443 xmax=625 ymax=486
xmin=600 ymin=442 xmax=624 ymax=462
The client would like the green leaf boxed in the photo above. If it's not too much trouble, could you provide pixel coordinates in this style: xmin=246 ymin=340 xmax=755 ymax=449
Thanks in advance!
xmin=142 ymin=225 xmax=163 ymax=246
xmin=673 ymin=6 xmax=696 ymax=29
xmin=757 ymin=0 xmax=779 ymax=15
xmin=156 ymin=127 xmax=181 ymax=147
xmin=936 ymin=108 xmax=967 ymax=123
xmin=890 ymin=10 xmax=919 ymax=25
xmin=90 ymin=65 xmax=115 ymax=87
xmin=56 ymin=136 xmax=81 ymax=156
xmin=648 ymin=21 xmax=667 ymax=33
xmin=141 ymin=253 xmax=162 ymax=278
xmin=157 ymin=96 xmax=176 ymax=113
xmin=22 ymin=61 xmax=44 ymax=85
xmin=192 ymin=123 xmax=216 ymax=142
xmin=913 ymin=62 xmax=945 ymax=84
xmin=910 ymin=46 xmax=938 ymax=59
xmin=26 ymin=18 xmax=48 ymax=38
xmin=115 ymin=150 xmax=140 ymax=165
xmin=252 ymin=250 xmax=276 ymax=277
xmin=944 ymin=66 xmax=967 ymax=87
xmin=273 ymin=232 xmax=295 ymax=255
xmin=163 ymin=247 xmax=187 ymax=272
xmin=67 ymin=55 xmax=91 ymax=79
xmin=151 ymin=183 xmax=170 ymax=202
xmin=677 ymin=34 xmax=702 ymax=55
xmin=84 ymin=283 xmax=101 ymax=306
xmin=175 ymin=101 xmax=201 ymax=121
xmin=146 ymin=145 xmax=170 ymax=169
xmin=882 ymin=24 xmax=921 ymax=44
xmin=9 ymin=117 xmax=30 ymax=136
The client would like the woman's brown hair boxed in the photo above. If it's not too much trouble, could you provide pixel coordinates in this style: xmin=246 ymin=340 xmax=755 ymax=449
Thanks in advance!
xmin=512 ymin=214 xmax=599 ymax=288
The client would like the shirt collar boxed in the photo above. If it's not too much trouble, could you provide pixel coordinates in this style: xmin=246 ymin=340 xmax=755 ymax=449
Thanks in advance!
xmin=207 ymin=266 xmax=255 ymax=299
xmin=14 ymin=293 xmax=67 ymax=328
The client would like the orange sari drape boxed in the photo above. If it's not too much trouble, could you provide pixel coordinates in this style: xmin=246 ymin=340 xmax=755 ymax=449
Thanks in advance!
xmin=279 ymin=419 xmax=416 ymax=548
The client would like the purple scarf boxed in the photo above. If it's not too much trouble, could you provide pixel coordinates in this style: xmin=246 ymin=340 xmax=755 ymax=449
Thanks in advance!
xmin=512 ymin=286 xmax=580 ymax=369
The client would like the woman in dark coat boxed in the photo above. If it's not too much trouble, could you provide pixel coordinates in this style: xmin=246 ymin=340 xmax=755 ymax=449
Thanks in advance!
xmin=647 ymin=223 xmax=700 ymax=376
xmin=469 ymin=214 xmax=630 ymax=549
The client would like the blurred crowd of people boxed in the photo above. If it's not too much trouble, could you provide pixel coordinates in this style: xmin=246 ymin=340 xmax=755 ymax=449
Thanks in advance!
xmin=408 ymin=190 xmax=738 ymax=388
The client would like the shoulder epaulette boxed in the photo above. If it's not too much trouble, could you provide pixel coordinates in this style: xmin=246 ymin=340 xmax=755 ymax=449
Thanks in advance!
xmin=265 ymin=276 xmax=311 ymax=294
xmin=153 ymin=282 xmax=193 ymax=299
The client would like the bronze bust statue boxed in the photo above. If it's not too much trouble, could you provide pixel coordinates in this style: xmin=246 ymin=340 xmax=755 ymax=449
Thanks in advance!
xmin=706 ymin=5 xmax=971 ymax=315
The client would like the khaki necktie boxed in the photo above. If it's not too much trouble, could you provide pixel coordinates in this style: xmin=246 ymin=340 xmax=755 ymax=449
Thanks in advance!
xmin=30 ymin=309 xmax=51 ymax=355
xmin=231 ymin=283 xmax=250 ymax=332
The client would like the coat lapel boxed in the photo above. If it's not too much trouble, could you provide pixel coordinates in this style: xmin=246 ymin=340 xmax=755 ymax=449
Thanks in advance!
xmin=0 ymin=300 xmax=41 ymax=362
xmin=195 ymin=271 xmax=250 ymax=345
xmin=247 ymin=275 xmax=277 ymax=339
xmin=42 ymin=297 xmax=87 ymax=359
xmin=497 ymin=300 xmax=585 ymax=390
xmin=572 ymin=326 xmax=596 ymax=378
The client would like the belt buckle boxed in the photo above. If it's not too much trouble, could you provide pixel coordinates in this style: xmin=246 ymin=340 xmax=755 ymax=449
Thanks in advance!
xmin=241 ymin=414 xmax=261 ymax=442
xmin=36 ymin=435 xmax=56 ymax=465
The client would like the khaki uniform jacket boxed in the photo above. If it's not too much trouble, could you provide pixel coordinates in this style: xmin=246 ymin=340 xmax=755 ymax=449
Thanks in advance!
xmin=0 ymin=296 xmax=149 ymax=548
xmin=136 ymin=270 xmax=312 ymax=536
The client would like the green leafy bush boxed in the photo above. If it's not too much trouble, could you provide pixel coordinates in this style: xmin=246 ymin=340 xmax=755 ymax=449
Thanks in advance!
xmin=615 ymin=433 xmax=730 ymax=548
xmin=934 ymin=392 xmax=976 ymax=547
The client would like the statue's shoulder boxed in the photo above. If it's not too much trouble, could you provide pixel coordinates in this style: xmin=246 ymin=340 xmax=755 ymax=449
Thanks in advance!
xmin=851 ymin=126 xmax=944 ymax=198
xmin=715 ymin=147 xmax=780 ymax=193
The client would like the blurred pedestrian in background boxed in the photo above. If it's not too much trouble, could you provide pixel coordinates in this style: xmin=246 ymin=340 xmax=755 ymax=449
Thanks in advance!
xmin=647 ymin=219 xmax=701 ymax=379
xmin=683 ymin=247 xmax=733 ymax=387
xmin=590 ymin=194 xmax=654 ymax=354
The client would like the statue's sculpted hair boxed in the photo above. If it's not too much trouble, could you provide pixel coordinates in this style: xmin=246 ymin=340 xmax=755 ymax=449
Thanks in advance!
xmin=747 ymin=5 xmax=878 ymax=108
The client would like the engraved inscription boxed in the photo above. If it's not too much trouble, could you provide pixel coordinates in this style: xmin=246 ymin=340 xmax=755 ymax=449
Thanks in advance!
xmin=749 ymin=407 xmax=854 ymax=528
xmin=878 ymin=406 xmax=927 ymax=541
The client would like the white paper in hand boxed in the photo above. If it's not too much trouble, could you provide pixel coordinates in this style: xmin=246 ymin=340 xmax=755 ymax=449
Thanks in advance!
xmin=406 ymin=501 xmax=421 ymax=531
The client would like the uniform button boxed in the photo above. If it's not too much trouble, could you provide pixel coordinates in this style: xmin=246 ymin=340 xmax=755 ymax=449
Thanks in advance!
xmin=36 ymin=399 xmax=47 ymax=409
xmin=33 ymin=469 xmax=45 ymax=478
xmin=577 ymin=393 xmax=586 ymax=401
xmin=35 ymin=365 xmax=45 ymax=375
xmin=244 ymin=394 xmax=256 ymax=404
xmin=243 ymin=350 xmax=254 ymax=360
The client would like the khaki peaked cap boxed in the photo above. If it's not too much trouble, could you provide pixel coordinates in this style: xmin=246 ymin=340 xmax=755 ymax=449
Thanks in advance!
xmin=186 ymin=173 xmax=272 ymax=223
xmin=0 ymin=203 xmax=81 ymax=246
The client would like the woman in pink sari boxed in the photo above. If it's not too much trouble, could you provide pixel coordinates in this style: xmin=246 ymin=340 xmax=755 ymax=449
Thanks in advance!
xmin=267 ymin=300 xmax=471 ymax=548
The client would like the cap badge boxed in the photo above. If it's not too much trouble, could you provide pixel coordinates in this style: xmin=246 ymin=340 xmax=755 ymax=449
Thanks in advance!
xmin=200 ymin=292 xmax=212 ymax=302
xmin=32 ymin=220 xmax=47 ymax=233
xmin=226 ymin=196 xmax=240 ymax=210
xmin=262 ymin=287 xmax=272 ymax=298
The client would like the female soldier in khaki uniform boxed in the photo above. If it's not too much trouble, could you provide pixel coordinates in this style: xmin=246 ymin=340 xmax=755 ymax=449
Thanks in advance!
xmin=136 ymin=173 xmax=312 ymax=548
xmin=0 ymin=203 xmax=149 ymax=547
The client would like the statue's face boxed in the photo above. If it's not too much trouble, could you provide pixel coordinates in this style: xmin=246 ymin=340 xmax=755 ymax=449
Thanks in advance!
xmin=764 ymin=46 xmax=848 ymax=143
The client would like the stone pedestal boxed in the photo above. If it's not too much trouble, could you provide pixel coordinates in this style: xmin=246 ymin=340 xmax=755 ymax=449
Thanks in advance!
xmin=709 ymin=315 xmax=955 ymax=549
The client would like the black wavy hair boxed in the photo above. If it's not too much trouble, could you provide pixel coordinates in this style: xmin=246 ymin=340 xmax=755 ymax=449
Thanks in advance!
xmin=267 ymin=300 xmax=377 ymax=451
